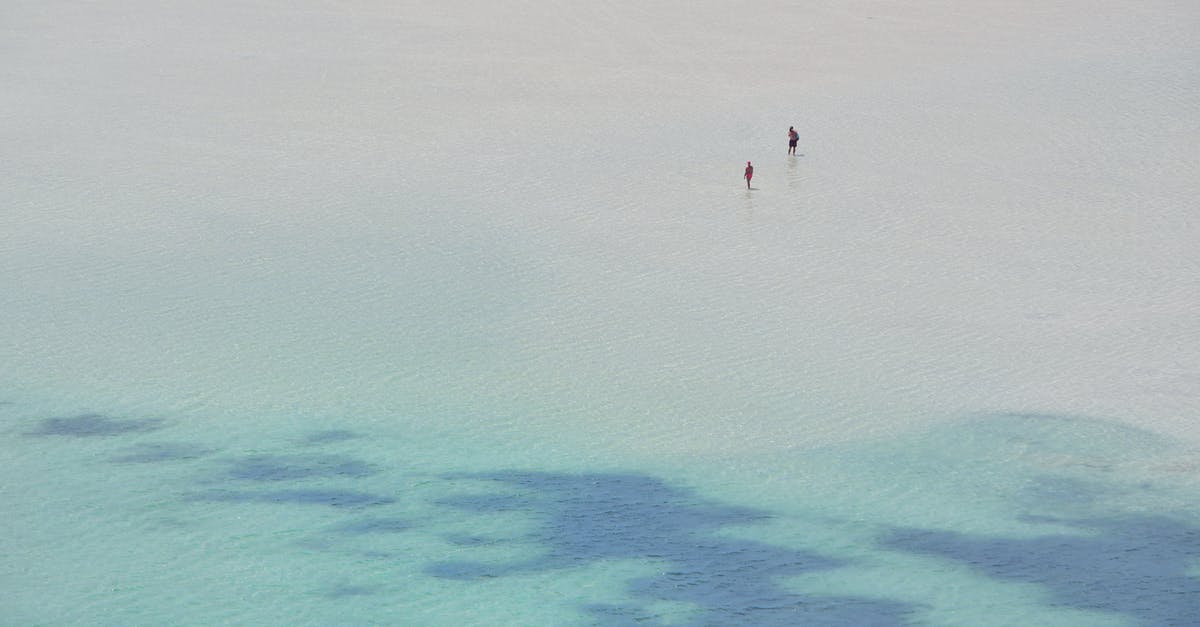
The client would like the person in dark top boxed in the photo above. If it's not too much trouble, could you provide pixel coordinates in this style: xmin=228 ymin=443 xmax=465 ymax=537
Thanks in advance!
xmin=788 ymin=126 xmax=799 ymax=155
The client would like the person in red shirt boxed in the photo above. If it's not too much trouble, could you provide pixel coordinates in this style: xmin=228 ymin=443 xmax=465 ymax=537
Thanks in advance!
xmin=744 ymin=161 xmax=754 ymax=189
xmin=788 ymin=126 xmax=799 ymax=155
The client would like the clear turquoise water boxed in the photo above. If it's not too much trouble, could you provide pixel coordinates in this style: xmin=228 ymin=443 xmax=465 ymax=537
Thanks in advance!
xmin=3 ymin=395 xmax=1199 ymax=625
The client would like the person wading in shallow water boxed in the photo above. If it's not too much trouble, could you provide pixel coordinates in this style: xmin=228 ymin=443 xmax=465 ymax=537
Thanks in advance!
xmin=788 ymin=126 xmax=799 ymax=155
xmin=744 ymin=161 xmax=754 ymax=189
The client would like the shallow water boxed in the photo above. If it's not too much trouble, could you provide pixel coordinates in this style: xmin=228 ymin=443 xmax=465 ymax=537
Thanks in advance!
xmin=4 ymin=1 xmax=1200 ymax=624
xmin=3 ymin=403 xmax=1198 ymax=625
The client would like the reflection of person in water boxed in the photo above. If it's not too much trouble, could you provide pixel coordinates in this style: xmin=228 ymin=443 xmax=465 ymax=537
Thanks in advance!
xmin=744 ymin=161 xmax=754 ymax=189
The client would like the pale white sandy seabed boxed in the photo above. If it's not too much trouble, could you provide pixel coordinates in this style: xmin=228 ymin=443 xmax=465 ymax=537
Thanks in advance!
xmin=2 ymin=1 xmax=1199 ymax=625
